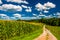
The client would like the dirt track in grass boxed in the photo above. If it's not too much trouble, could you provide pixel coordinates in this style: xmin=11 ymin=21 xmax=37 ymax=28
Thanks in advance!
xmin=34 ymin=25 xmax=57 ymax=40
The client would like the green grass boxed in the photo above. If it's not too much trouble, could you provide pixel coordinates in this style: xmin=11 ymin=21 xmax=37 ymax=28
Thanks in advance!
xmin=8 ymin=29 xmax=42 ymax=40
xmin=0 ymin=20 xmax=43 ymax=40
xmin=0 ymin=20 xmax=60 ymax=40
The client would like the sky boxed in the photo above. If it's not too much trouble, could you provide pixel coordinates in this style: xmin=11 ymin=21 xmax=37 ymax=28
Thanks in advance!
xmin=0 ymin=0 xmax=60 ymax=20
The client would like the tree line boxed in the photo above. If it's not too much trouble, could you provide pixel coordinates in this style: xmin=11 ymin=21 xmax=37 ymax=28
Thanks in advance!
xmin=17 ymin=18 xmax=60 ymax=26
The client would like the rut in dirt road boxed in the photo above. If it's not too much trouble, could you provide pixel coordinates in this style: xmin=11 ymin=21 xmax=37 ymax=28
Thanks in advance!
xmin=34 ymin=25 xmax=57 ymax=40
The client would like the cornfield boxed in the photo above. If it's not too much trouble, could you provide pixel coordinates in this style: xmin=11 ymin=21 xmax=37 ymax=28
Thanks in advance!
xmin=0 ymin=20 xmax=42 ymax=40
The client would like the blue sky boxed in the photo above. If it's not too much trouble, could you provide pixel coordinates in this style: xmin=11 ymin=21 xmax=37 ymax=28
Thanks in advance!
xmin=0 ymin=0 xmax=60 ymax=20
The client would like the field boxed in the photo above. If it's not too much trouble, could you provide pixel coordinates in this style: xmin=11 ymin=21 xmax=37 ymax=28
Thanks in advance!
xmin=0 ymin=20 xmax=43 ymax=40
xmin=0 ymin=20 xmax=60 ymax=40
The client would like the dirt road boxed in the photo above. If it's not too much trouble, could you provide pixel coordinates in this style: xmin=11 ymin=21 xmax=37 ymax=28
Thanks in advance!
xmin=34 ymin=25 xmax=57 ymax=40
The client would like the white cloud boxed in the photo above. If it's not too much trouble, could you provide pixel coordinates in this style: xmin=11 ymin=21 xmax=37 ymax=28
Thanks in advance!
xmin=56 ymin=12 xmax=60 ymax=16
xmin=0 ymin=14 xmax=7 ymax=16
xmin=21 ymin=5 xmax=28 ymax=8
xmin=44 ymin=15 xmax=53 ymax=18
xmin=10 ymin=17 xmax=16 ymax=20
xmin=0 ymin=4 xmax=32 ymax=12
xmin=39 ymin=12 xmax=46 ymax=17
xmin=0 ymin=0 xmax=2 ymax=4
xmin=44 ymin=10 xmax=49 ymax=13
xmin=38 ymin=14 xmax=45 ymax=16
xmin=6 ymin=0 xmax=29 ymax=4
xmin=13 ymin=13 xmax=21 ymax=19
xmin=0 ymin=4 xmax=22 ymax=11
xmin=21 ymin=5 xmax=32 ymax=12
xmin=50 ymin=12 xmax=60 ymax=18
xmin=33 ymin=14 xmax=37 ymax=16
xmin=40 ymin=12 xmax=43 ymax=14
xmin=53 ymin=12 xmax=60 ymax=18
xmin=0 ymin=14 xmax=10 ymax=20
xmin=44 ymin=2 xmax=56 ymax=8
xmin=25 ymin=9 xmax=31 ymax=12
xmin=25 ymin=7 xmax=32 ymax=12
xmin=20 ymin=17 xmax=38 ymax=20
xmin=33 ymin=13 xmax=46 ymax=17
xmin=53 ymin=13 xmax=56 ymax=16
xmin=0 ymin=13 xmax=22 ymax=20
xmin=57 ymin=16 xmax=60 ymax=18
xmin=35 ymin=3 xmax=46 ymax=11
xmin=35 ymin=2 xmax=56 ymax=11
xmin=56 ymin=12 xmax=60 ymax=18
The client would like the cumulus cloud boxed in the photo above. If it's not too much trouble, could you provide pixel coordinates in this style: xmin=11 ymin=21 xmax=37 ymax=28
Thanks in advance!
xmin=20 ymin=17 xmax=38 ymax=20
xmin=21 ymin=5 xmax=28 ymax=8
xmin=13 ymin=13 xmax=21 ymax=19
xmin=44 ymin=10 xmax=49 ymax=13
xmin=0 ymin=0 xmax=2 ymax=4
xmin=33 ymin=13 xmax=45 ymax=17
xmin=56 ymin=12 xmax=60 ymax=16
xmin=35 ymin=3 xmax=46 ymax=11
xmin=25 ymin=9 xmax=31 ymax=12
xmin=10 ymin=17 xmax=16 ymax=20
xmin=44 ymin=12 xmax=60 ymax=18
xmin=56 ymin=12 xmax=60 ymax=18
xmin=0 ymin=14 xmax=7 ymax=16
xmin=6 ymin=0 xmax=29 ymax=4
xmin=33 ymin=14 xmax=37 ymax=16
xmin=44 ymin=2 xmax=56 ymax=8
xmin=0 ymin=13 xmax=22 ymax=20
xmin=39 ymin=12 xmax=46 ymax=17
xmin=21 ymin=5 xmax=32 ymax=12
xmin=53 ymin=12 xmax=60 ymax=18
xmin=38 ymin=14 xmax=45 ymax=17
xmin=44 ymin=15 xmax=53 ymax=18
xmin=0 ymin=4 xmax=22 ymax=11
xmin=25 ymin=7 xmax=32 ymax=12
xmin=0 ymin=14 xmax=10 ymax=20
xmin=35 ymin=2 xmax=56 ymax=12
